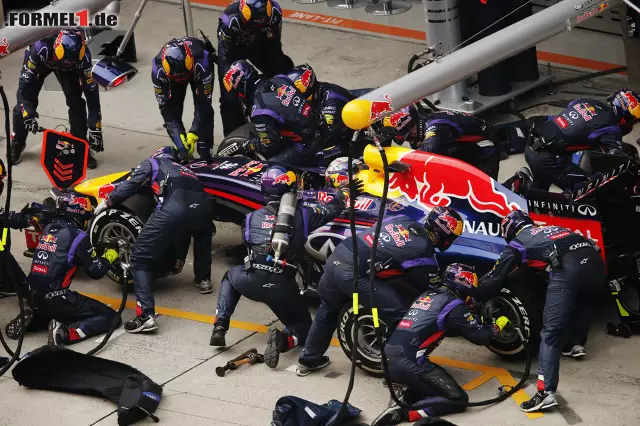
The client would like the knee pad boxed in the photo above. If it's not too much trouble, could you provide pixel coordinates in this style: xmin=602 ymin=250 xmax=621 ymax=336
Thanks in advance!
xmin=419 ymin=367 xmax=466 ymax=401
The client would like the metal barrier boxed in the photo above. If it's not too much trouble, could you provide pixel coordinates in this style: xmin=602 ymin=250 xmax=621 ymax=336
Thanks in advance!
xmin=292 ymin=0 xmax=327 ymax=4
xmin=365 ymin=0 xmax=411 ymax=16
xmin=328 ymin=0 xmax=366 ymax=10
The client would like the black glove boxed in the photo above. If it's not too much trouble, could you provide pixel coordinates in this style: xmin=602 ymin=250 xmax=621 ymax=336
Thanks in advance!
xmin=23 ymin=116 xmax=39 ymax=134
xmin=339 ymin=178 xmax=365 ymax=199
xmin=88 ymin=128 xmax=104 ymax=152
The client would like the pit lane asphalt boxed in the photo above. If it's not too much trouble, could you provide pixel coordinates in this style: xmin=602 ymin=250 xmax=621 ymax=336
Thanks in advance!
xmin=1 ymin=1 xmax=640 ymax=425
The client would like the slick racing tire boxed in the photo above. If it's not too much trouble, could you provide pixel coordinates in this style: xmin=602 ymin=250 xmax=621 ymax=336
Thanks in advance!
xmin=483 ymin=278 xmax=544 ymax=360
xmin=89 ymin=208 xmax=143 ymax=286
xmin=216 ymin=123 xmax=266 ymax=161
xmin=337 ymin=303 xmax=390 ymax=377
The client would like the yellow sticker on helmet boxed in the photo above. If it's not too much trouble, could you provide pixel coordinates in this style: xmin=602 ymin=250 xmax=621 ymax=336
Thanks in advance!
xmin=184 ymin=52 xmax=193 ymax=71
xmin=54 ymin=42 xmax=65 ymax=60
xmin=266 ymin=0 xmax=273 ymax=17
xmin=162 ymin=57 xmax=171 ymax=75
xmin=241 ymin=4 xmax=252 ymax=21
xmin=79 ymin=44 xmax=86 ymax=61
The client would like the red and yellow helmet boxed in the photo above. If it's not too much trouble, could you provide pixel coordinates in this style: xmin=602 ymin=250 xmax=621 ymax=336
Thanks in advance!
xmin=161 ymin=39 xmax=194 ymax=82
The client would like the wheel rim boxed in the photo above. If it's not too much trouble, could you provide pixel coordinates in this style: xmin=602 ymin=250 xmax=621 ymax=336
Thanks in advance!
xmin=354 ymin=314 xmax=388 ymax=362
xmin=99 ymin=223 xmax=136 ymax=265
xmin=482 ymin=297 xmax=522 ymax=345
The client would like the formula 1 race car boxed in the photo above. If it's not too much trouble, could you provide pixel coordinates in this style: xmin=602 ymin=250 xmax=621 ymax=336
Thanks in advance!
xmin=32 ymin=129 xmax=640 ymax=375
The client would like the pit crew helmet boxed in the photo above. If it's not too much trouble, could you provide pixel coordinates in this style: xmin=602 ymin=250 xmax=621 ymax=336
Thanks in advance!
xmin=609 ymin=89 xmax=640 ymax=126
xmin=57 ymin=193 xmax=94 ymax=230
xmin=286 ymin=64 xmax=317 ymax=100
xmin=151 ymin=146 xmax=179 ymax=161
xmin=443 ymin=263 xmax=479 ymax=302
xmin=500 ymin=209 xmax=534 ymax=243
xmin=261 ymin=165 xmax=297 ymax=200
xmin=425 ymin=206 xmax=463 ymax=251
xmin=222 ymin=60 xmax=260 ymax=102
xmin=161 ymin=39 xmax=194 ymax=82
xmin=325 ymin=157 xmax=364 ymax=188
xmin=52 ymin=29 xmax=86 ymax=69
xmin=238 ymin=0 xmax=273 ymax=25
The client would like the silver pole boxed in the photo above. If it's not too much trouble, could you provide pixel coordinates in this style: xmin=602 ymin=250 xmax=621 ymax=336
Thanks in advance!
xmin=623 ymin=0 xmax=640 ymax=14
xmin=0 ymin=0 xmax=115 ymax=57
xmin=343 ymin=0 xmax=624 ymax=130
xmin=183 ymin=0 xmax=195 ymax=37
xmin=115 ymin=0 xmax=149 ymax=57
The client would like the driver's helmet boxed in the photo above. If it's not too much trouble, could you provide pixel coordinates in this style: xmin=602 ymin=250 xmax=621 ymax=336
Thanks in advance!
xmin=238 ymin=0 xmax=273 ymax=24
xmin=222 ymin=60 xmax=259 ymax=101
xmin=261 ymin=165 xmax=297 ymax=200
xmin=52 ymin=29 xmax=86 ymax=69
xmin=425 ymin=206 xmax=463 ymax=251
xmin=161 ymin=39 xmax=194 ymax=82
xmin=442 ymin=263 xmax=479 ymax=304
xmin=0 ymin=159 xmax=6 ymax=197
xmin=151 ymin=146 xmax=178 ymax=161
xmin=286 ymin=64 xmax=317 ymax=100
xmin=57 ymin=193 xmax=94 ymax=230
xmin=325 ymin=157 xmax=363 ymax=188
xmin=609 ymin=89 xmax=640 ymax=126
xmin=500 ymin=209 xmax=534 ymax=243
xmin=379 ymin=105 xmax=421 ymax=144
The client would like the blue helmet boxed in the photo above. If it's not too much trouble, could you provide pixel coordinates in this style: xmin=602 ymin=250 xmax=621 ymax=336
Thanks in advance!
xmin=500 ymin=209 xmax=533 ymax=243
xmin=425 ymin=206 xmax=463 ymax=251
xmin=222 ymin=60 xmax=259 ymax=101
xmin=609 ymin=89 xmax=640 ymax=127
xmin=52 ymin=29 xmax=86 ymax=69
xmin=161 ymin=39 xmax=194 ymax=82
xmin=238 ymin=0 xmax=274 ymax=25
xmin=261 ymin=165 xmax=297 ymax=200
xmin=151 ymin=146 xmax=178 ymax=160
xmin=286 ymin=64 xmax=317 ymax=99
xmin=442 ymin=263 xmax=478 ymax=301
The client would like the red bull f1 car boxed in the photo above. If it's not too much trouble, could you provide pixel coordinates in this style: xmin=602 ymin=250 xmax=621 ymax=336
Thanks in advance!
xmin=32 ymin=132 xmax=640 ymax=375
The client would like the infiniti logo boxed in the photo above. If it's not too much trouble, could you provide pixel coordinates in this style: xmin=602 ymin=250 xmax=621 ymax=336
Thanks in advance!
xmin=37 ymin=251 xmax=48 ymax=259
xmin=577 ymin=204 xmax=597 ymax=216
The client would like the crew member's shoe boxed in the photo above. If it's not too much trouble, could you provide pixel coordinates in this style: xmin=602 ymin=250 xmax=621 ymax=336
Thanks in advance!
xmin=194 ymin=279 xmax=213 ymax=294
xmin=520 ymin=390 xmax=558 ymax=412
xmin=47 ymin=320 xmax=69 ymax=346
xmin=9 ymin=140 xmax=26 ymax=165
xmin=562 ymin=345 xmax=586 ymax=359
xmin=372 ymin=390 xmax=409 ymax=426
xmin=87 ymin=152 xmax=98 ymax=169
xmin=504 ymin=167 xmax=533 ymax=194
xmin=264 ymin=326 xmax=297 ymax=369
xmin=210 ymin=325 xmax=227 ymax=346
xmin=296 ymin=356 xmax=331 ymax=377
xmin=124 ymin=314 xmax=158 ymax=333
xmin=5 ymin=308 xmax=34 ymax=339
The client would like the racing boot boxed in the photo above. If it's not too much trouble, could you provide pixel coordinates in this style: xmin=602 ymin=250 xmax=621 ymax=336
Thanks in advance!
xmin=264 ymin=326 xmax=297 ymax=369
xmin=87 ymin=152 xmax=98 ymax=169
xmin=210 ymin=325 xmax=227 ymax=347
xmin=502 ymin=167 xmax=532 ymax=195
xmin=371 ymin=388 xmax=409 ymax=426
xmin=9 ymin=135 xmax=26 ymax=165
xmin=562 ymin=345 xmax=586 ymax=359
xmin=197 ymin=142 xmax=213 ymax=164
xmin=521 ymin=390 xmax=558 ymax=412
xmin=5 ymin=308 xmax=34 ymax=340
xmin=295 ymin=356 xmax=331 ymax=377
xmin=48 ymin=320 xmax=69 ymax=346
xmin=124 ymin=314 xmax=158 ymax=333
xmin=194 ymin=279 xmax=213 ymax=295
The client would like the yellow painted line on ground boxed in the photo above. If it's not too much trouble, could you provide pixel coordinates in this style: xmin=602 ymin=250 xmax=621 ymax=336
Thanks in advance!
xmin=461 ymin=372 xmax=495 ymax=391
xmin=85 ymin=292 xmax=538 ymax=418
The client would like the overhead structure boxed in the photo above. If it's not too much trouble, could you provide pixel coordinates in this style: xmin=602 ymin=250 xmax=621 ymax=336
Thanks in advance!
xmin=342 ymin=0 xmax=624 ymax=130
xmin=0 ymin=0 xmax=118 ymax=56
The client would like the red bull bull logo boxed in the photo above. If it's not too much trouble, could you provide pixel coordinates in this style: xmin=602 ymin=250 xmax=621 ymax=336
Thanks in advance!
xmin=98 ymin=183 xmax=116 ymax=200
xmin=396 ymin=224 xmax=410 ymax=241
xmin=273 ymin=171 xmax=296 ymax=186
xmin=296 ymin=69 xmax=313 ymax=92
xmin=369 ymin=94 xmax=393 ymax=121
xmin=38 ymin=234 xmax=57 ymax=252
xmin=385 ymin=223 xmax=408 ymax=247
xmin=223 ymin=65 xmax=243 ymax=92
xmin=440 ymin=214 xmax=461 ymax=235
xmin=455 ymin=270 xmax=477 ymax=289
xmin=42 ymin=234 xmax=57 ymax=243
xmin=573 ymin=103 xmax=597 ymax=121
xmin=388 ymin=151 xmax=521 ymax=217
xmin=384 ymin=107 xmax=410 ymax=130
xmin=0 ymin=37 xmax=10 ymax=57
xmin=71 ymin=196 xmax=90 ymax=210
